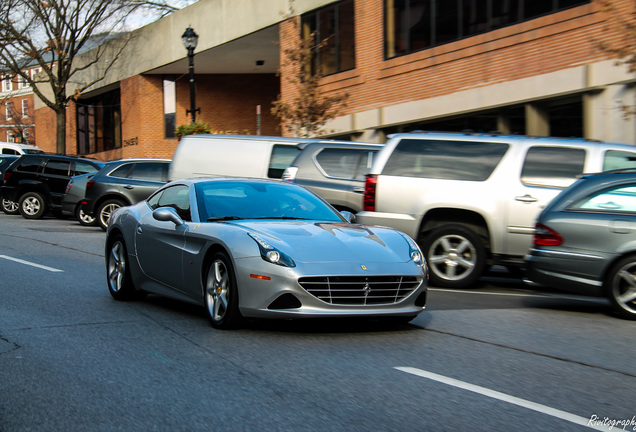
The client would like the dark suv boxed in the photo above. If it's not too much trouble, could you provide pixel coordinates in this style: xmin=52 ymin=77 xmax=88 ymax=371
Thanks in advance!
xmin=81 ymin=158 xmax=170 ymax=230
xmin=1 ymin=154 xmax=103 ymax=219
xmin=282 ymin=142 xmax=383 ymax=213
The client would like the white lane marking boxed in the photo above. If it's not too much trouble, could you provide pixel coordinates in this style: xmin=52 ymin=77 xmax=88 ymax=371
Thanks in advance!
xmin=0 ymin=255 xmax=64 ymax=273
xmin=395 ymin=367 xmax=607 ymax=431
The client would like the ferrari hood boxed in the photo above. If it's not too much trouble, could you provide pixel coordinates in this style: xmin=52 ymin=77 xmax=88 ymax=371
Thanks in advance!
xmin=233 ymin=221 xmax=412 ymax=264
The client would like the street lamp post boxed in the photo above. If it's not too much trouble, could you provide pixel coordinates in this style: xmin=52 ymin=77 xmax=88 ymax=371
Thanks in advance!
xmin=182 ymin=27 xmax=200 ymax=123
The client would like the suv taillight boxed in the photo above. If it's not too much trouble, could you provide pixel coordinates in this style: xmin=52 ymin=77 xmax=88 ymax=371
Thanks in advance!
xmin=534 ymin=224 xmax=563 ymax=246
xmin=65 ymin=180 xmax=73 ymax=195
xmin=3 ymin=171 xmax=11 ymax=185
xmin=363 ymin=174 xmax=377 ymax=211
xmin=86 ymin=179 xmax=95 ymax=189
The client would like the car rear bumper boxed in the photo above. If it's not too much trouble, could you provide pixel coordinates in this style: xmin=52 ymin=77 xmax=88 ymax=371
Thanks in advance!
xmin=525 ymin=248 xmax=606 ymax=297
xmin=0 ymin=186 xmax=17 ymax=202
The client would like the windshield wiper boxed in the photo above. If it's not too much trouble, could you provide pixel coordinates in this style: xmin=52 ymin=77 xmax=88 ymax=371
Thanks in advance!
xmin=207 ymin=216 xmax=243 ymax=222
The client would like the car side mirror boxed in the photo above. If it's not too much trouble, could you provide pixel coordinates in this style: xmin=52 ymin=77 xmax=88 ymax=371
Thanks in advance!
xmin=153 ymin=207 xmax=184 ymax=226
xmin=340 ymin=211 xmax=356 ymax=223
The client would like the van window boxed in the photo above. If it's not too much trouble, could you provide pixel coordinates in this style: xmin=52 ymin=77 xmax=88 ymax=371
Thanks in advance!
xmin=382 ymin=139 xmax=509 ymax=181
xmin=2 ymin=149 xmax=19 ymax=155
xmin=268 ymin=145 xmax=301 ymax=179
xmin=521 ymin=146 xmax=585 ymax=188
xmin=603 ymin=150 xmax=636 ymax=172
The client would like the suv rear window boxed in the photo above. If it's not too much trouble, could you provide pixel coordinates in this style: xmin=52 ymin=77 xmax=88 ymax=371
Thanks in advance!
xmin=315 ymin=148 xmax=370 ymax=179
xmin=521 ymin=146 xmax=585 ymax=187
xmin=382 ymin=139 xmax=509 ymax=181
xmin=132 ymin=163 xmax=168 ymax=181
xmin=603 ymin=150 xmax=636 ymax=171
xmin=43 ymin=160 xmax=70 ymax=176
xmin=16 ymin=159 xmax=42 ymax=173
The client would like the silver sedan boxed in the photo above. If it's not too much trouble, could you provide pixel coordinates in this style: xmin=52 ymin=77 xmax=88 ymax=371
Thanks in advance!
xmin=106 ymin=178 xmax=428 ymax=329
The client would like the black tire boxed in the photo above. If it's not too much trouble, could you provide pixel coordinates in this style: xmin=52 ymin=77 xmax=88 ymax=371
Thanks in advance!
xmin=1 ymin=199 xmax=19 ymax=215
xmin=203 ymin=252 xmax=244 ymax=329
xmin=604 ymin=255 xmax=636 ymax=320
xmin=76 ymin=204 xmax=97 ymax=226
xmin=421 ymin=224 xmax=486 ymax=289
xmin=97 ymin=199 xmax=125 ymax=231
xmin=106 ymin=235 xmax=141 ymax=301
xmin=18 ymin=192 xmax=47 ymax=219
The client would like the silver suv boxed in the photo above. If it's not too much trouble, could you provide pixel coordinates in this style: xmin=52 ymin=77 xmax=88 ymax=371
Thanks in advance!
xmin=356 ymin=132 xmax=636 ymax=288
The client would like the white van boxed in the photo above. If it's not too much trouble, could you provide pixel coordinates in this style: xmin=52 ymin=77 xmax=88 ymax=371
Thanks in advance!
xmin=169 ymin=134 xmax=354 ymax=181
xmin=0 ymin=142 xmax=44 ymax=155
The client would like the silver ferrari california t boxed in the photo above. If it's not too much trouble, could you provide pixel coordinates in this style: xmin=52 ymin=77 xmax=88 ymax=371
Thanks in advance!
xmin=105 ymin=178 xmax=428 ymax=329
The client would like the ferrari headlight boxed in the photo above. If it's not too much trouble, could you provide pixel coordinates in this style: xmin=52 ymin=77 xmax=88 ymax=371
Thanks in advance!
xmin=248 ymin=233 xmax=295 ymax=267
xmin=402 ymin=234 xmax=423 ymax=265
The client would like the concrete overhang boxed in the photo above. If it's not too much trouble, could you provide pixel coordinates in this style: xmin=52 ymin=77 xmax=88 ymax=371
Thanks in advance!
xmin=68 ymin=0 xmax=334 ymax=99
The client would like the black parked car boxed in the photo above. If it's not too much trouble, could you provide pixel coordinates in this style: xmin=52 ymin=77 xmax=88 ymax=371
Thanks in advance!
xmin=1 ymin=154 xmax=103 ymax=219
xmin=62 ymin=161 xmax=120 ymax=226
xmin=0 ymin=155 xmax=19 ymax=214
xmin=80 ymin=158 xmax=170 ymax=230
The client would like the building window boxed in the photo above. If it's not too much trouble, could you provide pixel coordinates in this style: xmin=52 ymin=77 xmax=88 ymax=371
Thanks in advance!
xmin=6 ymin=130 xmax=14 ymax=142
xmin=1 ymin=76 xmax=11 ymax=92
xmin=76 ymin=88 xmax=121 ymax=155
xmin=385 ymin=0 xmax=590 ymax=58
xmin=18 ymin=74 xmax=29 ymax=89
xmin=21 ymin=99 xmax=28 ymax=118
xmin=23 ymin=128 xmax=30 ymax=144
xmin=301 ymin=0 xmax=356 ymax=76
xmin=163 ymin=75 xmax=176 ymax=138
xmin=30 ymin=67 xmax=42 ymax=83
xmin=5 ymin=102 xmax=13 ymax=120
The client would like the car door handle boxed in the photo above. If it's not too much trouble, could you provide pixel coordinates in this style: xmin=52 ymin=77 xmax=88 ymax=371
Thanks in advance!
xmin=515 ymin=194 xmax=538 ymax=203
xmin=124 ymin=185 xmax=134 ymax=190
xmin=137 ymin=226 xmax=143 ymax=234
xmin=353 ymin=187 xmax=365 ymax=193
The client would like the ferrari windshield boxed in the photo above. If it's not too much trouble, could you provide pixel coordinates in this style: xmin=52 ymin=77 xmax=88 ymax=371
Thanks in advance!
xmin=195 ymin=180 xmax=344 ymax=222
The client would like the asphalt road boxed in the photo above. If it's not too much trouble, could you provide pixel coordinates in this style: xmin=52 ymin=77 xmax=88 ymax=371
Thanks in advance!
xmin=0 ymin=212 xmax=634 ymax=432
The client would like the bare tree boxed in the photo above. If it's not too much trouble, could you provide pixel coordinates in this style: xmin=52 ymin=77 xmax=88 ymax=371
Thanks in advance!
xmin=0 ymin=0 xmax=185 ymax=154
xmin=596 ymin=0 xmax=636 ymax=117
xmin=272 ymin=3 xmax=349 ymax=138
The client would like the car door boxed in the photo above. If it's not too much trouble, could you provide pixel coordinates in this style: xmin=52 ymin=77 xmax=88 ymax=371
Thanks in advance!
xmin=135 ymin=185 xmax=190 ymax=291
xmin=505 ymin=145 xmax=586 ymax=257
xmin=39 ymin=158 xmax=71 ymax=205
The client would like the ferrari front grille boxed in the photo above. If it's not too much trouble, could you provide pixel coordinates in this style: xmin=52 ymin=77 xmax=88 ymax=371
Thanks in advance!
xmin=298 ymin=275 xmax=422 ymax=305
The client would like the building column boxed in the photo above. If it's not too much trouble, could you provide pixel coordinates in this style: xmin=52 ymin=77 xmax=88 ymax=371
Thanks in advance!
xmin=525 ymin=103 xmax=550 ymax=136
xmin=584 ymin=84 xmax=636 ymax=144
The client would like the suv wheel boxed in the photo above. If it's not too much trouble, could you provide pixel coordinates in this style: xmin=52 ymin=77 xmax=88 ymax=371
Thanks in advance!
xmin=97 ymin=199 xmax=125 ymax=231
xmin=422 ymin=224 xmax=486 ymax=289
xmin=19 ymin=192 xmax=47 ymax=219
xmin=76 ymin=205 xmax=96 ymax=226
xmin=1 ymin=199 xmax=19 ymax=215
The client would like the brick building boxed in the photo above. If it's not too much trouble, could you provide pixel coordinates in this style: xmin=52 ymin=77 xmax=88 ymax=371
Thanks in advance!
xmin=33 ymin=0 xmax=636 ymax=160
xmin=0 ymin=65 xmax=40 ymax=145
